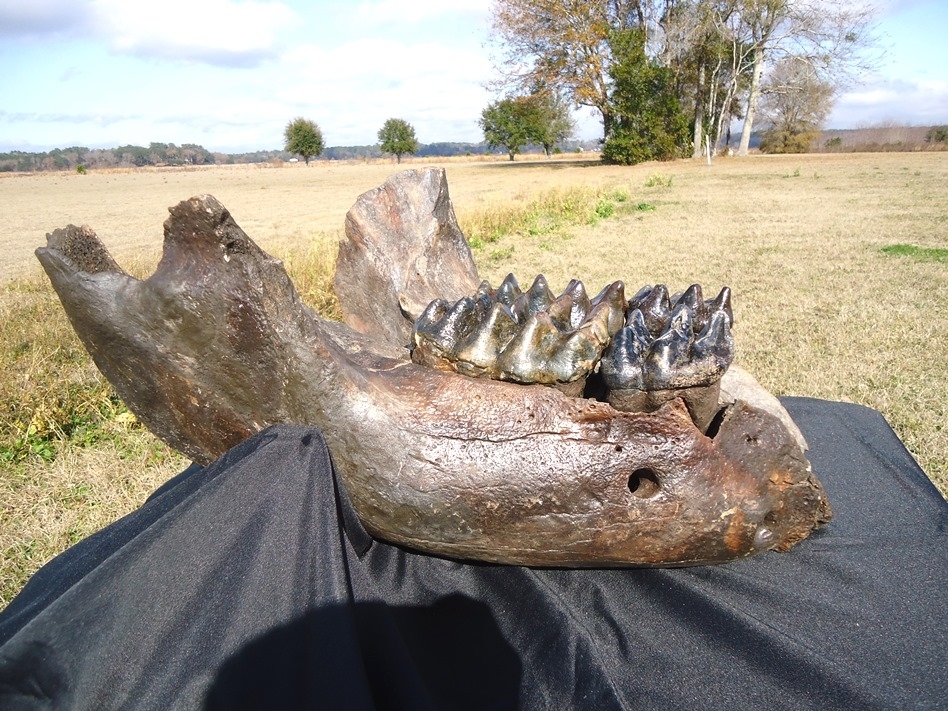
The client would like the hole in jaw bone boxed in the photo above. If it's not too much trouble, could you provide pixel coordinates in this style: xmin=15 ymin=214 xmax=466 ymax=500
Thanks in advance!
xmin=628 ymin=468 xmax=660 ymax=498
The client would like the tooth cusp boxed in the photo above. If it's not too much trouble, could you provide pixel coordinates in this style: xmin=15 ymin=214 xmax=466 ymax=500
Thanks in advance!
xmin=412 ymin=274 xmax=625 ymax=388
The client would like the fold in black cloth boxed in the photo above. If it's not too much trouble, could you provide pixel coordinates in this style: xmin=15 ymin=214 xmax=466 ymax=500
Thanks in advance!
xmin=1 ymin=398 xmax=945 ymax=710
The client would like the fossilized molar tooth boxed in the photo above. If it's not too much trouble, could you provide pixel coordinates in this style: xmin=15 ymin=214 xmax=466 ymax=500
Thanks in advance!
xmin=600 ymin=284 xmax=735 ymax=430
xmin=603 ymin=285 xmax=735 ymax=393
xmin=629 ymin=283 xmax=734 ymax=336
xmin=412 ymin=274 xmax=626 ymax=393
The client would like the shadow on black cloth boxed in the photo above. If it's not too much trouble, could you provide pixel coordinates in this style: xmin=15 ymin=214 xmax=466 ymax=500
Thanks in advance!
xmin=0 ymin=398 xmax=945 ymax=710
xmin=205 ymin=597 xmax=521 ymax=711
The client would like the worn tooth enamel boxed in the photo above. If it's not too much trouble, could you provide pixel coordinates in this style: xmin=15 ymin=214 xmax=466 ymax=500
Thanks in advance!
xmin=414 ymin=298 xmax=450 ymax=336
xmin=472 ymin=290 xmax=494 ymax=320
xmin=495 ymin=311 xmax=559 ymax=382
xmin=475 ymin=280 xmax=493 ymax=299
xmin=707 ymin=286 xmax=733 ymax=326
xmin=636 ymin=284 xmax=672 ymax=336
xmin=677 ymin=284 xmax=708 ymax=331
xmin=576 ymin=300 xmax=613 ymax=347
xmin=496 ymin=312 xmax=600 ymax=384
xmin=627 ymin=308 xmax=652 ymax=343
xmin=590 ymin=280 xmax=627 ymax=335
xmin=496 ymin=273 xmax=521 ymax=307
xmin=645 ymin=303 xmax=695 ymax=387
xmin=454 ymin=301 xmax=520 ymax=373
xmin=556 ymin=328 xmax=608 ymax=382
xmin=678 ymin=283 xmax=703 ymax=307
xmin=584 ymin=298 xmax=623 ymax=343
xmin=563 ymin=279 xmax=591 ymax=329
xmin=692 ymin=310 xmax=735 ymax=370
xmin=600 ymin=311 xmax=651 ymax=390
xmin=627 ymin=284 xmax=653 ymax=309
xmin=526 ymin=274 xmax=554 ymax=314
xmin=425 ymin=296 xmax=480 ymax=356
xmin=510 ymin=292 xmax=529 ymax=323
xmin=548 ymin=279 xmax=590 ymax=331
xmin=547 ymin=290 xmax=576 ymax=331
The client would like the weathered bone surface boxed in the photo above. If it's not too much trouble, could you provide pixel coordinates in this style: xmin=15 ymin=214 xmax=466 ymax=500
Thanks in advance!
xmin=335 ymin=168 xmax=481 ymax=349
xmin=36 ymin=168 xmax=831 ymax=566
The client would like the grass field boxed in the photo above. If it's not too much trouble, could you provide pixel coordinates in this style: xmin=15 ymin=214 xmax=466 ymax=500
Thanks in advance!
xmin=1 ymin=151 xmax=946 ymax=606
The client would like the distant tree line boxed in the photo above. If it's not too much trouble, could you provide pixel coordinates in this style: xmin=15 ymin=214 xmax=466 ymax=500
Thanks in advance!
xmin=1 ymin=139 xmax=601 ymax=174
xmin=6 ymin=143 xmax=222 ymax=172
xmin=0 ymin=143 xmax=220 ymax=173
xmin=815 ymin=125 xmax=948 ymax=153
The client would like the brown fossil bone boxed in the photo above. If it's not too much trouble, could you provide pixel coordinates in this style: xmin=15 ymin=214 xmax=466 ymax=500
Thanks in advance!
xmin=35 ymin=168 xmax=831 ymax=566
xmin=334 ymin=167 xmax=481 ymax=348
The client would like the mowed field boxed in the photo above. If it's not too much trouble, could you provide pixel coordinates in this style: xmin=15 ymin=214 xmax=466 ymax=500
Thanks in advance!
xmin=1 ymin=151 xmax=946 ymax=605
xmin=0 ymin=155 xmax=653 ymax=280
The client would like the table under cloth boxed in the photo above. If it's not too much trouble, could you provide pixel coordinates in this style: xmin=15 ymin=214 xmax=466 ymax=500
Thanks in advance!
xmin=1 ymin=397 xmax=945 ymax=710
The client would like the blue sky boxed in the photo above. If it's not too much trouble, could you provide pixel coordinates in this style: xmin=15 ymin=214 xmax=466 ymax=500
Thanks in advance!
xmin=0 ymin=0 xmax=945 ymax=153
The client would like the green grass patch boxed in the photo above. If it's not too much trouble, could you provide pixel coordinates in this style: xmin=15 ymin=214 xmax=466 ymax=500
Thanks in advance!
xmin=460 ymin=182 xmax=652 ymax=247
xmin=881 ymin=244 xmax=948 ymax=262
xmin=644 ymin=173 xmax=673 ymax=188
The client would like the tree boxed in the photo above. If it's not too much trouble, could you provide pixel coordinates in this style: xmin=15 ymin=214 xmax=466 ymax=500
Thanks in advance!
xmin=479 ymin=97 xmax=536 ymax=160
xmin=377 ymin=118 xmax=419 ymax=163
xmin=656 ymin=0 xmax=752 ymax=158
xmin=479 ymin=93 xmax=574 ymax=160
xmin=487 ymin=0 xmax=879 ymax=155
xmin=602 ymin=29 xmax=690 ymax=165
xmin=283 ymin=117 xmax=324 ymax=165
xmin=757 ymin=57 xmax=834 ymax=153
xmin=488 ymin=0 xmax=652 ymax=140
xmin=529 ymin=92 xmax=576 ymax=156
xmin=734 ymin=0 xmax=879 ymax=156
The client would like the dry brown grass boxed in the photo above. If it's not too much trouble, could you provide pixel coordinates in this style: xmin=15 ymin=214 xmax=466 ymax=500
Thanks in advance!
xmin=1 ymin=152 xmax=946 ymax=607
xmin=0 ymin=153 xmax=609 ymax=281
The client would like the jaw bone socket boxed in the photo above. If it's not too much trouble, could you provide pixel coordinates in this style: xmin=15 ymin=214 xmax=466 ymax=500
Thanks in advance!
xmin=412 ymin=274 xmax=626 ymax=394
xmin=601 ymin=285 xmax=735 ymax=431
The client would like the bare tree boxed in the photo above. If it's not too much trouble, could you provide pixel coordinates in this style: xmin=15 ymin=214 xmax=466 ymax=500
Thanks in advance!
xmin=757 ymin=57 xmax=834 ymax=152
xmin=735 ymin=0 xmax=880 ymax=156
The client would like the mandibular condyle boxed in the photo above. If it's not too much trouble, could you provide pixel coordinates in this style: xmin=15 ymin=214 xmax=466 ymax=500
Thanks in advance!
xmin=36 ymin=167 xmax=831 ymax=568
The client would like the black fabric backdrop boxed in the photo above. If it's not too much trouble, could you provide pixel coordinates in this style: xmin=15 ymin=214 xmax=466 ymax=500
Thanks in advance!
xmin=0 ymin=397 xmax=945 ymax=710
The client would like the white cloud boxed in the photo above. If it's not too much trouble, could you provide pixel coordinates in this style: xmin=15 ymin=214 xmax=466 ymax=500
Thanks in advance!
xmin=0 ymin=0 xmax=94 ymax=37
xmin=90 ymin=0 xmax=296 ymax=66
xmin=830 ymin=76 xmax=948 ymax=127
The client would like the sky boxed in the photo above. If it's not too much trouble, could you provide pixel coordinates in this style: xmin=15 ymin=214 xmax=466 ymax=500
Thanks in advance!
xmin=0 ymin=0 xmax=945 ymax=154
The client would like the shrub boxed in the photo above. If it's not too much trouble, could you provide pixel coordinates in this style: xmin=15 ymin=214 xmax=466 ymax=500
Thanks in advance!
xmin=760 ymin=128 xmax=819 ymax=154
xmin=926 ymin=126 xmax=948 ymax=144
